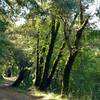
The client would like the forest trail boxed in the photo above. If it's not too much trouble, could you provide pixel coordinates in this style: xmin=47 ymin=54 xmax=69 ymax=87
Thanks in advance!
xmin=0 ymin=77 xmax=44 ymax=100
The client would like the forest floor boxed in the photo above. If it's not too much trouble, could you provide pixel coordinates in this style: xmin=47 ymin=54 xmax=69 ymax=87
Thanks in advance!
xmin=0 ymin=77 xmax=66 ymax=100
xmin=0 ymin=77 xmax=45 ymax=100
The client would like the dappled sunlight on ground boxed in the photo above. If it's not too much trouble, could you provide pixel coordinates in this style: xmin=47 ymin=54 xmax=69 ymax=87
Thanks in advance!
xmin=3 ymin=76 xmax=17 ymax=81
xmin=0 ymin=76 xmax=17 ymax=87
xmin=0 ymin=77 xmax=67 ymax=100
xmin=0 ymin=77 xmax=43 ymax=100
xmin=29 ymin=88 xmax=67 ymax=100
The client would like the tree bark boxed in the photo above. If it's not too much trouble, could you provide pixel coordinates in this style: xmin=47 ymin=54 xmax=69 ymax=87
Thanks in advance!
xmin=35 ymin=33 xmax=41 ymax=87
xmin=39 ymin=20 xmax=60 ymax=90
xmin=47 ymin=42 xmax=66 ymax=88
xmin=62 ymin=3 xmax=89 ymax=94
xmin=62 ymin=51 xmax=78 ymax=95
xmin=12 ymin=69 xmax=30 ymax=87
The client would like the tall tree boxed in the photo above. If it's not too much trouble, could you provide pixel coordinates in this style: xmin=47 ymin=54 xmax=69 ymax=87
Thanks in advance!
xmin=39 ymin=18 xmax=60 ymax=90
xmin=61 ymin=0 xmax=90 ymax=95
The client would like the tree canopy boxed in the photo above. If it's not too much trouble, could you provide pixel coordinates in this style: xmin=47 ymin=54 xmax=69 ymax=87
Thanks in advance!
xmin=0 ymin=0 xmax=100 ymax=99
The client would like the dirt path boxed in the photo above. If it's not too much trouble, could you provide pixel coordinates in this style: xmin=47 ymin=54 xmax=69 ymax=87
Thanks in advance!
xmin=0 ymin=77 xmax=43 ymax=100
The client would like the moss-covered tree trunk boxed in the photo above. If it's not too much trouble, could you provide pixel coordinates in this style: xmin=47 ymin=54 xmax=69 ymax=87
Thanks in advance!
xmin=12 ymin=69 xmax=30 ymax=87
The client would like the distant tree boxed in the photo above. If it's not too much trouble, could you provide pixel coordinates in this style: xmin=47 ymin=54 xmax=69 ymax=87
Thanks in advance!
xmin=12 ymin=49 xmax=33 ymax=87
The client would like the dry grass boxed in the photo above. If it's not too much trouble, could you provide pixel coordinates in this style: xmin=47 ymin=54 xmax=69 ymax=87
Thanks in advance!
xmin=29 ymin=87 xmax=68 ymax=100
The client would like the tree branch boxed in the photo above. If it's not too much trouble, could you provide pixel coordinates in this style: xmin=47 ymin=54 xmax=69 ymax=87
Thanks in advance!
xmin=70 ymin=12 xmax=79 ymax=28
xmin=75 ymin=16 xmax=89 ymax=49
xmin=64 ymin=22 xmax=72 ymax=54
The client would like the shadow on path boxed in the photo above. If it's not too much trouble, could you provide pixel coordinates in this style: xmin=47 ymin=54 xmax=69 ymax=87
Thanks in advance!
xmin=0 ymin=77 xmax=44 ymax=100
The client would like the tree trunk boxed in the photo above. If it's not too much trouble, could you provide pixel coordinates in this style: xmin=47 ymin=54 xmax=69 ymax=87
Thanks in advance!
xmin=12 ymin=69 xmax=29 ymax=87
xmin=39 ymin=20 xmax=60 ymax=91
xmin=6 ymin=68 xmax=12 ymax=77
xmin=47 ymin=42 xmax=66 ymax=88
xmin=62 ymin=51 xmax=78 ymax=95
xmin=35 ymin=33 xmax=41 ymax=87
xmin=62 ymin=0 xmax=89 ymax=96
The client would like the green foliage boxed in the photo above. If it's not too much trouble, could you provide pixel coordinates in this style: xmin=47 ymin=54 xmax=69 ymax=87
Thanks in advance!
xmin=69 ymin=30 xmax=100 ymax=98
xmin=0 ymin=0 xmax=99 ymax=99
xmin=0 ymin=20 xmax=8 ymax=32
xmin=53 ymin=0 xmax=79 ymax=12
